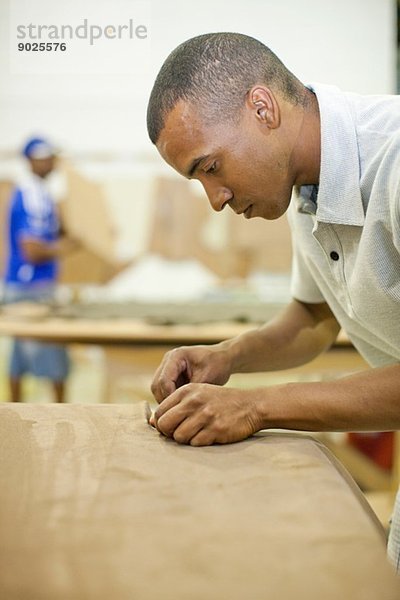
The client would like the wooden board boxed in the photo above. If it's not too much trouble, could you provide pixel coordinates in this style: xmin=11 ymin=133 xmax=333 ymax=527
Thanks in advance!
xmin=0 ymin=402 xmax=398 ymax=600
xmin=59 ymin=246 xmax=121 ymax=285
xmin=0 ymin=180 xmax=14 ymax=278
xmin=147 ymin=178 xmax=293 ymax=278
xmin=59 ymin=162 xmax=117 ymax=265
xmin=0 ymin=315 xmax=257 ymax=345
xmin=228 ymin=208 xmax=293 ymax=273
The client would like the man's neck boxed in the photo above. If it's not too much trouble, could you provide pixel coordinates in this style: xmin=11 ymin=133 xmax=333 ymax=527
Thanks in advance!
xmin=292 ymin=88 xmax=321 ymax=187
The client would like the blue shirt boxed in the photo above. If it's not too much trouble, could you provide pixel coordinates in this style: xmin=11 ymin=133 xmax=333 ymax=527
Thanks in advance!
xmin=4 ymin=175 xmax=60 ymax=285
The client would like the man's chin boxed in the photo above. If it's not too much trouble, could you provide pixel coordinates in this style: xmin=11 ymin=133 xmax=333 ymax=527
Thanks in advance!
xmin=243 ymin=205 xmax=253 ymax=219
xmin=262 ymin=203 xmax=290 ymax=221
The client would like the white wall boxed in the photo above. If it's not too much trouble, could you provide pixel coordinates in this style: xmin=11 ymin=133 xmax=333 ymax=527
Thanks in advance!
xmin=0 ymin=0 xmax=396 ymax=157
xmin=0 ymin=0 xmax=396 ymax=265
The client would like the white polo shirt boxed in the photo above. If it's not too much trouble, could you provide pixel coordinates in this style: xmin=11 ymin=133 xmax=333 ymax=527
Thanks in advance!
xmin=287 ymin=83 xmax=400 ymax=571
xmin=288 ymin=83 xmax=400 ymax=368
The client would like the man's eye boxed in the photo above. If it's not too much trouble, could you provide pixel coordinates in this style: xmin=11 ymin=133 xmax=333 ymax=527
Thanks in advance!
xmin=206 ymin=162 xmax=217 ymax=174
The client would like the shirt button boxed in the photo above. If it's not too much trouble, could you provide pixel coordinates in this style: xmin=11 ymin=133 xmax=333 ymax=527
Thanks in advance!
xmin=330 ymin=251 xmax=339 ymax=261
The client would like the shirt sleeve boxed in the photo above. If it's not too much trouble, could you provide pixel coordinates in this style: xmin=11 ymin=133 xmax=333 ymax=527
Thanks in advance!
xmin=391 ymin=146 xmax=400 ymax=255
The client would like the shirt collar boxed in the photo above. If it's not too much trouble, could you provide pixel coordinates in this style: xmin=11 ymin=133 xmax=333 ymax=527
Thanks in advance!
xmin=297 ymin=83 xmax=365 ymax=227
xmin=296 ymin=184 xmax=318 ymax=215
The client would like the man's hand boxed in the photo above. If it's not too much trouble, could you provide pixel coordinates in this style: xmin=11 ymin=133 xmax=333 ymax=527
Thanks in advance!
xmin=150 ymin=344 xmax=233 ymax=404
xmin=20 ymin=235 xmax=81 ymax=264
xmin=151 ymin=383 xmax=261 ymax=446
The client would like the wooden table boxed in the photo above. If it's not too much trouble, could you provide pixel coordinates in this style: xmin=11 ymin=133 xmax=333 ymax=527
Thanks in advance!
xmin=0 ymin=312 xmax=361 ymax=401
xmin=0 ymin=402 xmax=398 ymax=600
xmin=0 ymin=314 xmax=257 ymax=345
xmin=0 ymin=299 xmax=351 ymax=346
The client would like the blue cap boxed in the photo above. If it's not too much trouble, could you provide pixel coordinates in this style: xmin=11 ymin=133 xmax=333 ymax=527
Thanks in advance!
xmin=22 ymin=137 xmax=55 ymax=159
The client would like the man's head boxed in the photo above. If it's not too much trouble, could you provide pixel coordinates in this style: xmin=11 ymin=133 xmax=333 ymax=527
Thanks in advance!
xmin=147 ymin=32 xmax=319 ymax=221
xmin=147 ymin=32 xmax=307 ymax=145
xmin=22 ymin=137 xmax=57 ymax=178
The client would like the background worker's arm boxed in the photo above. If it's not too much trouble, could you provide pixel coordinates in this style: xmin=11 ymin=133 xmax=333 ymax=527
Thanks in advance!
xmin=19 ymin=236 xmax=80 ymax=264
xmin=151 ymin=299 xmax=340 ymax=403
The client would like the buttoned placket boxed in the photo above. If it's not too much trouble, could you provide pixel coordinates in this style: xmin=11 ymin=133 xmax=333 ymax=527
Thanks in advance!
xmin=312 ymin=220 xmax=355 ymax=317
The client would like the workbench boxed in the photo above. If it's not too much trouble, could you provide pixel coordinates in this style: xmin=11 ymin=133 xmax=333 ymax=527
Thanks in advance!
xmin=0 ymin=402 xmax=398 ymax=599
xmin=1 ymin=301 xmax=389 ymax=499
xmin=0 ymin=298 xmax=352 ymax=345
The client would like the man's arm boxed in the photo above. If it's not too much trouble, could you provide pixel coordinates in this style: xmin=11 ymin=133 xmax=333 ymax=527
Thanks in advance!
xmin=152 ymin=364 xmax=400 ymax=446
xmin=151 ymin=299 xmax=340 ymax=403
xmin=151 ymin=299 xmax=400 ymax=446
xmin=20 ymin=236 xmax=80 ymax=264
xmin=255 ymin=363 xmax=400 ymax=432
xmin=222 ymin=299 xmax=340 ymax=372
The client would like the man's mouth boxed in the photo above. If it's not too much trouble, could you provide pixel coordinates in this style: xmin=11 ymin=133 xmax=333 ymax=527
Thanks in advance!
xmin=234 ymin=204 xmax=253 ymax=217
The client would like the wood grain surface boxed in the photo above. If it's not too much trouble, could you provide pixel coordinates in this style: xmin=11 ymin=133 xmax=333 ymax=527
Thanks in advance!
xmin=0 ymin=403 xmax=398 ymax=599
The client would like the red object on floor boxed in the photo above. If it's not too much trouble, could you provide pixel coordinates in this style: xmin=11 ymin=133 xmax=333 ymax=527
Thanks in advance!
xmin=347 ymin=432 xmax=395 ymax=471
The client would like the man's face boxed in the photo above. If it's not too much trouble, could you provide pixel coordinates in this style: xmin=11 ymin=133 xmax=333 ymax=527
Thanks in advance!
xmin=29 ymin=156 xmax=56 ymax=178
xmin=156 ymin=98 xmax=296 ymax=220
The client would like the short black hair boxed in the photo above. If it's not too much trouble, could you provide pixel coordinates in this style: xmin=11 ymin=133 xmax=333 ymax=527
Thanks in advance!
xmin=147 ymin=32 xmax=305 ymax=144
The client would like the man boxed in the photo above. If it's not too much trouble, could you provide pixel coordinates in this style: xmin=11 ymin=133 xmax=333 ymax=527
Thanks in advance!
xmin=3 ymin=137 xmax=77 ymax=402
xmin=146 ymin=33 xmax=400 ymax=568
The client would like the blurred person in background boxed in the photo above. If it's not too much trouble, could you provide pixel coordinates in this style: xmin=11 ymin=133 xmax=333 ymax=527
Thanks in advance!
xmin=3 ymin=137 xmax=78 ymax=402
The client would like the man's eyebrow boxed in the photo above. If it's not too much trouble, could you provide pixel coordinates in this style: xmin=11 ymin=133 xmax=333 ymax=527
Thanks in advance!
xmin=186 ymin=154 xmax=209 ymax=178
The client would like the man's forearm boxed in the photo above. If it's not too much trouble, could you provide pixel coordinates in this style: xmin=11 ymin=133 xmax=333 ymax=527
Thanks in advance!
xmin=220 ymin=299 xmax=340 ymax=374
xmin=254 ymin=363 xmax=400 ymax=432
xmin=20 ymin=236 xmax=78 ymax=264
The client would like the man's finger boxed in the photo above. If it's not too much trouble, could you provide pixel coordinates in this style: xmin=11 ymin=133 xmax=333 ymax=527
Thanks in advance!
xmin=172 ymin=415 xmax=207 ymax=445
xmin=156 ymin=403 xmax=190 ymax=438
xmin=151 ymin=352 xmax=188 ymax=403
xmin=153 ymin=387 xmax=184 ymax=422
xmin=189 ymin=430 xmax=216 ymax=447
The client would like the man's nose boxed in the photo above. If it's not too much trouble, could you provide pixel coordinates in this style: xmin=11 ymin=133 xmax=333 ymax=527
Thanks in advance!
xmin=204 ymin=183 xmax=233 ymax=212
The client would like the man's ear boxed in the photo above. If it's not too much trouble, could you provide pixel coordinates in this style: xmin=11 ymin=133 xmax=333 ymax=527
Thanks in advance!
xmin=246 ymin=86 xmax=280 ymax=129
